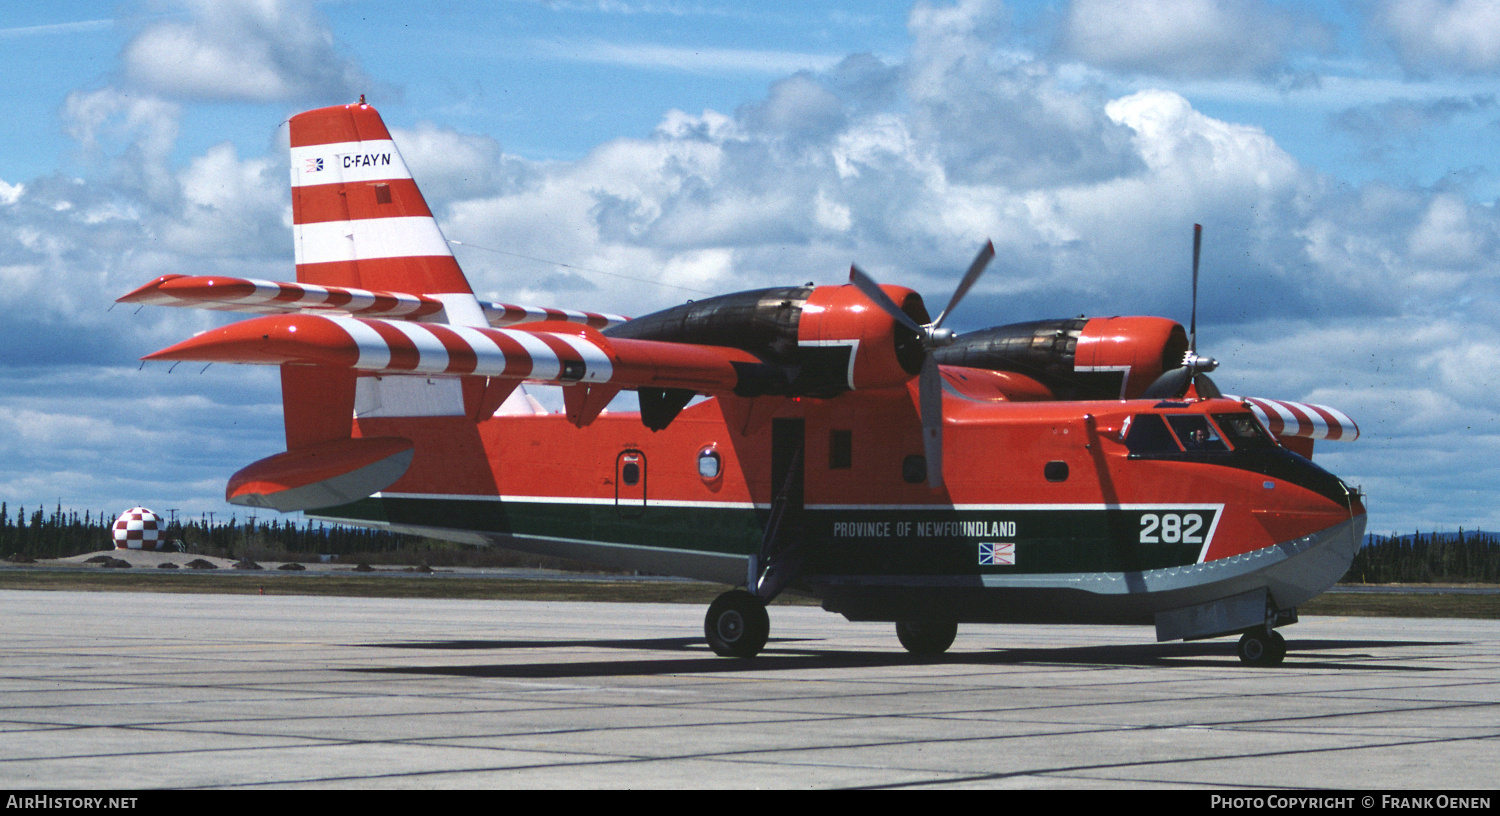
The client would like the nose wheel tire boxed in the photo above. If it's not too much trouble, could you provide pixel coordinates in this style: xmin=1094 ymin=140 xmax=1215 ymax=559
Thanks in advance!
xmin=895 ymin=620 xmax=958 ymax=655
xmin=1237 ymin=629 xmax=1287 ymax=666
xmin=705 ymin=590 xmax=770 ymax=657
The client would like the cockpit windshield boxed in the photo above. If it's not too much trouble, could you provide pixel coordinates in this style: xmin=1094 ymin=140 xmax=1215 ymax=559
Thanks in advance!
xmin=1213 ymin=412 xmax=1277 ymax=449
xmin=1166 ymin=415 xmax=1229 ymax=452
xmin=1124 ymin=411 xmax=1271 ymax=457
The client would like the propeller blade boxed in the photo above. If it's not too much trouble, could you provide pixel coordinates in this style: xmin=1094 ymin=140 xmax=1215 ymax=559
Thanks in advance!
xmin=932 ymin=240 xmax=995 ymax=330
xmin=849 ymin=264 xmax=924 ymax=335
xmin=1192 ymin=372 xmax=1222 ymax=399
xmin=919 ymin=356 xmax=944 ymax=487
xmin=851 ymin=245 xmax=992 ymax=489
xmin=1191 ymin=224 xmax=1202 ymax=352
xmin=1142 ymin=366 xmax=1192 ymax=400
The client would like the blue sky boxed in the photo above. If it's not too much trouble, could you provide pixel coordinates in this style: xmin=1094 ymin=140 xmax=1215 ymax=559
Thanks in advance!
xmin=1 ymin=0 xmax=1498 ymax=535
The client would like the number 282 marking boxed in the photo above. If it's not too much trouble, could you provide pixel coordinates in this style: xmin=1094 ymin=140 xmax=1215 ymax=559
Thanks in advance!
xmin=1139 ymin=513 xmax=1204 ymax=544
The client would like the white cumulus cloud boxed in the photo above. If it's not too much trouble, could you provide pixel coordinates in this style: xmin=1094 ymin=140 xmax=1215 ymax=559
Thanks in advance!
xmin=121 ymin=0 xmax=369 ymax=102
xmin=1058 ymin=0 xmax=1330 ymax=78
xmin=1377 ymin=0 xmax=1500 ymax=74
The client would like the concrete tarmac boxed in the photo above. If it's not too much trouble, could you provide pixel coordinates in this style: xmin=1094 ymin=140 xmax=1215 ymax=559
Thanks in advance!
xmin=1 ymin=589 xmax=1497 ymax=790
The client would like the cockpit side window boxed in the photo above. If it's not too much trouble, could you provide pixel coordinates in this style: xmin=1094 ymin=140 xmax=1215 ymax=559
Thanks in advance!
xmin=1124 ymin=413 xmax=1180 ymax=455
xmin=1213 ymin=412 xmax=1276 ymax=450
xmin=1166 ymin=415 xmax=1229 ymax=452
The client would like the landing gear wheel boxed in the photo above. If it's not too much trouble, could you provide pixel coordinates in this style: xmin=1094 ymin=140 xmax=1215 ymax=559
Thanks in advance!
xmin=1268 ymin=630 xmax=1287 ymax=663
xmin=705 ymin=590 xmax=769 ymax=657
xmin=1237 ymin=629 xmax=1287 ymax=666
xmin=895 ymin=620 xmax=958 ymax=655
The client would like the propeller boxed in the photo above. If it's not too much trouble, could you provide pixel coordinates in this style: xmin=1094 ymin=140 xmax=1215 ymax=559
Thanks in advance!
xmin=1143 ymin=223 xmax=1221 ymax=400
xmin=849 ymin=241 xmax=995 ymax=488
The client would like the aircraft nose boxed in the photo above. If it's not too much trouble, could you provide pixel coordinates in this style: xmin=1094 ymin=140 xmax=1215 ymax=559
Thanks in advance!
xmin=1248 ymin=450 xmax=1364 ymax=543
xmin=1252 ymin=447 xmax=1359 ymax=508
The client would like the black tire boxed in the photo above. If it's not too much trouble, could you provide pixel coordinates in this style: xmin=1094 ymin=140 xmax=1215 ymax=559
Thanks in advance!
xmin=895 ymin=620 xmax=958 ymax=655
xmin=1267 ymin=630 xmax=1287 ymax=663
xmin=1237 ymin=630 xmax=1286 ymax=666
xmin=705 ymin=590 xmax=769 ymax=657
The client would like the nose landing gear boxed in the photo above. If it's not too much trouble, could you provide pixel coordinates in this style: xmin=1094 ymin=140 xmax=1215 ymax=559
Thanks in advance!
xmin=1237 ymin=629 xmax=1287 ymax=666
xmin=895 ymin=620 xmax=958 ymax=655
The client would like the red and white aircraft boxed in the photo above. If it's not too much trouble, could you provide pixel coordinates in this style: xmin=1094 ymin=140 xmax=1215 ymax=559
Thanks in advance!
xmin=122 ymin=100 xmax=1365 ymax=665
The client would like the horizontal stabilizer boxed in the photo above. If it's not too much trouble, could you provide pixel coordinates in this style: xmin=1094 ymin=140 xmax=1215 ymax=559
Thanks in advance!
xmin=1229 ymin=396 xmax=1359 ymax=442
xmin=227 ymin=437 xmax=415 ymax=512
xmin=117 ymin=274 xmax=627 ymax=329
xmin=144 ymin=313 xmax=759 ymax=393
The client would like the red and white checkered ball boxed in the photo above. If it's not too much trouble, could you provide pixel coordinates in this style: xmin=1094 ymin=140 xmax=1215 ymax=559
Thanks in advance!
xmin=113 ymin=507 xmax=164 ymax=550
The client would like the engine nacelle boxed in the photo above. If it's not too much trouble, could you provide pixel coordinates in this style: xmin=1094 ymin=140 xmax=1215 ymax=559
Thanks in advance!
xmin=796 ymin=284 xmax=927 ymax=393
xmin=933 ymin=316 xmax=1187 ymax=400
xmin=602 ymin=284 xmax=928 ymax=397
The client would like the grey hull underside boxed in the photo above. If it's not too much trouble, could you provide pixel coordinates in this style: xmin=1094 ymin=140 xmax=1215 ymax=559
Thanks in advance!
xmin=811 ymin=515 xmax=1365 ymax=627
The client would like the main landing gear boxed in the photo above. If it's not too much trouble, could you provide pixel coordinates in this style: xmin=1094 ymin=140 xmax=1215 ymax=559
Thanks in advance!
xmin=895 ymin=620 xmax=958 ymax=655
xmin=705 ymin=589 xmax=770 ymax=657
xmin=1237 ymin=628 xmax=1287 ymax=666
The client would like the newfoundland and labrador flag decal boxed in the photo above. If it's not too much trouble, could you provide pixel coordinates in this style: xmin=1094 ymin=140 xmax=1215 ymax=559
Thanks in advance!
xmin=979 ymin=542 xmax=1015 ymax=566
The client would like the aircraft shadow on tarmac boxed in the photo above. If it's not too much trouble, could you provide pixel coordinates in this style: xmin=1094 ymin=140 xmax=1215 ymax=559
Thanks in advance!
xmin=347 ymin=637 xmax=1459 ymax=679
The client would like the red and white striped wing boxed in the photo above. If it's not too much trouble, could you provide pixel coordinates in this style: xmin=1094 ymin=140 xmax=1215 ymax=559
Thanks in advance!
xmin=1232 ymin=396 xmax=1360 ymax=442
xmin=142 ymin=313 xmax=752 ymax=393
xmin=481 ymin=302 xmax=628 ymax=330
xmin=118 ymin=274 xmax=628 ymax=328
xmin=117 ymin=275 xmax=439 ymax=317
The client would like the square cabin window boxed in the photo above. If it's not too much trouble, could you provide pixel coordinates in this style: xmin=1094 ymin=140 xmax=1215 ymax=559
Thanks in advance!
xmin=1124 ymin=414 xmax=1180 ymax=455
xmin=829 ymin=429 xmax=852 ymax=470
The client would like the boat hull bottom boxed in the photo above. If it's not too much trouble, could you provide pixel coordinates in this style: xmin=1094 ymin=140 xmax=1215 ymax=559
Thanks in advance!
xmin=812 ymin=515 xmax=1364 ymax=639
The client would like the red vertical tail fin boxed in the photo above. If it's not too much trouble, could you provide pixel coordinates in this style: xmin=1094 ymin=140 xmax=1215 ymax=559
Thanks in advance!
xmin=288 ymin=100 xmax=485 ymax=326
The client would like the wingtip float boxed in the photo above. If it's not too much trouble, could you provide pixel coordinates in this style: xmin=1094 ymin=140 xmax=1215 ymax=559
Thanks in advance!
xmin=124 ymin=99 xmax=1365 ymax=666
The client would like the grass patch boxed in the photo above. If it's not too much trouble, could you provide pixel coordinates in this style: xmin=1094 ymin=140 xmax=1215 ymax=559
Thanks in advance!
xmin=0 ymin=568 xmax=1494 ymax=616
xmin=1302 ymin=591 xmax=1500 ymax=619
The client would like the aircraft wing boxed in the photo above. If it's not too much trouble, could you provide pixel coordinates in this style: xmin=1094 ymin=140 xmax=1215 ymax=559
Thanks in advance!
xmin=1226 ymin=396 xmax=1359 ymax=442
xmin=143 ymin=312 xmax=756 ymax=394
xmin=117 ymin=274 xmax=627 ymax=330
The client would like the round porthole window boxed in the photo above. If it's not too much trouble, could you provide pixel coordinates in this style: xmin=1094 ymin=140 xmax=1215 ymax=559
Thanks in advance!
xmin=698 ymin=447 xmax=722 ymax=480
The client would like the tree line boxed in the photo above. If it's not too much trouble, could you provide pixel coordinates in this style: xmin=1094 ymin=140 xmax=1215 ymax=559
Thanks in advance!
xmin=1344 ymin=530 xmax=1500 ymax=584
xmin=0 ymin=502 xmax=415 ymax=560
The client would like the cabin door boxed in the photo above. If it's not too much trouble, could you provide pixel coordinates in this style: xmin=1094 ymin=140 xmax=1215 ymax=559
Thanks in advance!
xmin=770 ymin=418 xmax=804 ymax=511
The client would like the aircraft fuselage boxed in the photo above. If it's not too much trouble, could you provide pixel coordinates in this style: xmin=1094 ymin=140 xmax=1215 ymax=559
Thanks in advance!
xmin=317 ymin=387 xmax=1365 ymax=638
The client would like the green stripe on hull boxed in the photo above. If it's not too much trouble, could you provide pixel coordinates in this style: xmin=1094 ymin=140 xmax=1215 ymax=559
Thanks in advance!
xmin=806 ymin=508 xmax=1210 ymax=574
xmin=318 ymin=496 xmax=766 ymax=557
xmin=316 ymin=497 xmax=1215 ymax=576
